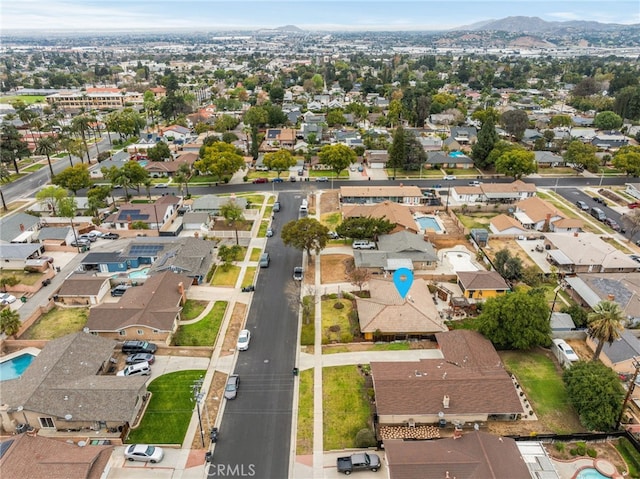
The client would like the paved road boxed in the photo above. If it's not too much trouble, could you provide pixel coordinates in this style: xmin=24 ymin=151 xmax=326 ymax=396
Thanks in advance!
xmin=209 ymin=191 xmax=303 ymax=479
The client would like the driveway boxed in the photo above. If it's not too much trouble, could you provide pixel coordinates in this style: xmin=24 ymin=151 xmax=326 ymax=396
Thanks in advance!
xmin=321 ymin=450 xmax=386 ymax=479
xmin=106 ymin=445 xmax=203 ymax=479
xmin=147 ymin=356 xmax=211 ymax=382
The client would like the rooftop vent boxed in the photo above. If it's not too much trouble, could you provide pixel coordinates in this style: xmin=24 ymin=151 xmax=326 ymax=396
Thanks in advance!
xmin=443 ymin=395 xmax=450 ymax=409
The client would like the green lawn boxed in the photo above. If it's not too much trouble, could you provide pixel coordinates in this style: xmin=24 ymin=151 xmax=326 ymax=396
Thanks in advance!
xmin=385 ymin=168 xmax=443 ymax=178
xmin=127 ymin=370 xmax=206 ymax=445
xmin=321 ymin=298 xmax=354 ymax=343
xmin=181 ymin=300 xmax=208 ymax=321
xmin=249 ymin=248 xmax=262 ymax=262
xmin=301 ymin=296 xmax=316 ymax=346
xmin=0 ymin=95 xmax=46 ymax=104
xmin=211 ymin=265 xmax=240 ymax=287
xmin=501 ymin=350 xmax=583 ymax=433
xmin=257 ymin=220 xmax=269 ymax=238
xmin=457 ymin=212 xmax=498 ymax=230
xmin=323 ymin=342 xmax=411 ymax=354
xmin=23 ymin=164 xmax=45 ymax=172
xmin=321 ymin=212 xmax=342 ymax=229
xmin=22 ymin=307 xmax=88 ymax=340
xmin=241 ymin=267 xmax=256 ymax=288
xmin=297 ymin=369 xmax=314 ymax=455
xmin=172 ymin=301 xmax=228 ymax=346
xmin=236 ymin=194 xmax=265 ymax=207
xmin=264 ymin=206 xmax=273 ymax=217
xmin=323 ymin=365 xmax=371 ymax=450
xmin=1 ymin=270 xmax=45 ymax=286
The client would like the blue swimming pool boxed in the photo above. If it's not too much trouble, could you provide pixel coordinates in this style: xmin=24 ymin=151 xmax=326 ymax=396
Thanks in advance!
xmin=449 ymin=151 xmax=465 ymax=158
xmin=415 ymin=216 xmax=441 ymax=232
xmin=577 ymin=468 xmax=610 ymax=479
xmin=0 ymin=353 xmax=36 ymax=381
xmin=129 ymin=268 xmax=150 ymax=279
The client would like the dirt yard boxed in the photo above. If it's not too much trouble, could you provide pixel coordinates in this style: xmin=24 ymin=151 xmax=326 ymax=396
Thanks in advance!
xmin=191 ymin=370 xmax=227 ymax=450
xmin=220 ymin=302 xmax=246 ymax=356
xmin=320 ymin=254 xmax=351 ymax=284
xmin=486 ymin=237 xmax=537 ymax=268
xmin=320 ymin=189 xmax=340 ymax=215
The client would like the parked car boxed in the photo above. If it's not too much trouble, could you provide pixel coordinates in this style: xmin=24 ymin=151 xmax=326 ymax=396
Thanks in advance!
xmin=0 ymin=293 xmax=17 ymax=305
xmin=154 ymin=183 xmax=168 ymax=188
xmin=102 ymin=232 xmax=120 ymax=240
xmin=124 ymin=444 xmax=164 ymax=463
xmin=273 ymin=202 xmax=281 ymax=212
xmin=350 ymin=165 xmax=357 ymax=172
xmin=327 ymin=231 xmax=340 ymax=239
xmin=293 ymin=267 xmax=303 ymax=281
xmin=357 ymin=165 xmax=364 ymax=172
xmin=629 ymin=202 xmax=640 ymax=209
xmin=79 ymin=233 xmax=97 ymax=243
xmin=255 ymin=165 xmax=269 ymax=171
xmin=444 ymin=175 xmax=456 ymax=180
xmin=271 ymin=177 xmax=284 ymax=183
xmin=252 ymin=177 xmax=269 ymax=184
xmin=336 ymin=452 xmax=381 ymax=474
xmin=117 ymin=361 xmax=151 ymax=377
xmin=297 ymin=168 xmax=304 ymax=176
xmin=289 ymin=176 xmax=297 ymax=182
xmin=468 ymin=180 xmax=482 ymax=186
xmin=352 ymin=240 xmax=376 ymax=250
xmin=316 ymin=176 xmax=329 ymax=182
xmin=111 ymin=284 xmax=131 ymax=296
xmin=237 ymin=329 xmax=251 ymax=351
xmin=224 ymin=374 xmax=240 ymax=399
xmin=70 ymin=238 xmax=91 ymax=248
xmin=125 ymin=353 xmax=155 ymax=365
xmin=266 ymin=227 xmax=275 ymax=237
xmin=259 ymin=253 xmax=270 ymax=268
xmin=604 ymin=217 xmax=621 ymax=231
xmin=576 ymin=200 xmax=589 ymax=211
xmin=121 ymin=340 xmax=158 ymax=354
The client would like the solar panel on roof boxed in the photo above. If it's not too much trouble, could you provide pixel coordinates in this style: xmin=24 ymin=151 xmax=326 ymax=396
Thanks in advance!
xmin=129 ymin=244 xmax=164 ymax=256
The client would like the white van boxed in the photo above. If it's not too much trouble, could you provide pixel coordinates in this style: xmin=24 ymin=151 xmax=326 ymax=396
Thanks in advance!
xmin=299 ymin=199 xmax=308 ymax=214
xmin=551 ymin=339 xmax=579 ymax=368
xmin=117 ymin=361 xmax=151 ymax=377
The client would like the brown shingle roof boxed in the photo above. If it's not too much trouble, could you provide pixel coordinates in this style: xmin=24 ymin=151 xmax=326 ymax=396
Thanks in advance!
xmin=340 ymin=185 xmax=422 ymax=198
xmin=490 ymin=213 xmax=527 ymax=233
xmin=342 ymin=201 xmax=419 ymax=233
xmin=87 ymin=271 xmax=190 ymax=332
xmin=457 ymin=270 xmax=510 ymax=291
xmin=515 ymin=196 xmax=564 ymax=223
xmin=0 ymin=433 xmax=113 ymax=479
xmin=385 ymin=432 xmax=531 ymax=479
xmin=57 ymin=275 xmax=109 ymax=296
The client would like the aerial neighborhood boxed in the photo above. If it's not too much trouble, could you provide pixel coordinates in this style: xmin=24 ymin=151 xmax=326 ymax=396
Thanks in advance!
xmin=2 ymin=13 xmax=640 ymax=479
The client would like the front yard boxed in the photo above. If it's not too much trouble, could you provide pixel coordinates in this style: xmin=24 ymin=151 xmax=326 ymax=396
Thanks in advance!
xmin=172 ymin=301 xmax=228 ymax=346
xmin=297 ymin=369 xmax=314 ymax=455
xmin=21 ymin=307 xmax=88 ymax=339
xmin=321 ymin=297 xmax=357 ymax=344
xmin=211 ymin=265 xmax=240 ymax=287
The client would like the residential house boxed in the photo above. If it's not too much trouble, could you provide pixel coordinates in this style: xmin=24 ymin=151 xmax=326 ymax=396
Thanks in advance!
xmin=340 ymin=186 xmax=423 ymax=205
xmin=451 ymin=180 xmax=537 ymax=204
xmin=0 ymin=333 xmax=147 ymax=437
xmin=586 ymin=329 xmax=640 ymax=375
xmin=0 ymin=244 xmax=45 ymax=270
xmin=103 ymin=195 xmax=181 ymax=231
xmin=341 ymin=201 xmax=420 ymax=234
xmin=417 ymin=135 xmax=443 ymax=152
xmin=449 ymin=126 xmax=478 ymax=145
xmin=570 ymin=128 xmax=597 ymax=142
xmin=514 ymin=196 xmax=583 ymax=232
xmin=371 ymin=330 xmax=524 ymax=427
xmin=591 ymin=132 xmax=629 ymax=150
xmin=182 ymin=212 xmax=211 ymax=231
xmin=457 ymin=271 xmax=511 ymax=300
xmin=0 ymin=212 xmax=40 ymax=244
xmin=55 ymin=274 xmax=111 ymax=306
xmin=86 ymin=271 xmax=191 ymax=343
xmin=354 ymin=231 xmax=437 ymax=271
xmin=355 ymin=278 xmax=446 ymax=340
xmin=384 ymin=432 xmax=532 ymax=479
xmin=429 ymin=113 xmax=456 ymax=125
xmin=550 ymin=312 xmax=577 ymax=336
xmin=626 ymin=183 xmax=640 ymax=200
xmin=36 ymin=226 xmax=76 ymax=246
xmin=0 ymin=433 xmax=113 ymax=479
xmin=426 ymin=151 xmax=474 ymax=170
xmin=489 ymin=214 xmax=528 ymax=235
xmin=192 ymin=195 xmax=248 ymax=215
xmin=364 ymin=150 xmax=389 ymax=169
xmin=545 ymin=232 xmax=640 ymax=274
xmin=81 ymin=251 xmax=146 ymax=273
xmin=260 ymin=128 xmax=296 ymax=151
xmin=534 ymin=151 xmax=565 ymax=168
xmin=144 ymin=153 xmax=197 ymax=178
xmin=160 ymin=125 xmax=192 ymax=142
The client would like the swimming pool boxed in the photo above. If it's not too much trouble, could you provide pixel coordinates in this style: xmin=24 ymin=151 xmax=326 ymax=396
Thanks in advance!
xmin=112 ymin=268 xmax=150 ymax=279
xmin=0 ymin=353 xmax=36 ymax=381
xmin=415 ymin=215 xmax=441 ymax=232
xmin=577 ymin=468 xmax=610 ymax=479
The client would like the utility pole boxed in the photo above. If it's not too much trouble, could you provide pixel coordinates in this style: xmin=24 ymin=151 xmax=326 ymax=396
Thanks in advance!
xmin=617 ymin=357 xmax=640 ymax=430
xmin=192 ymin=378 xmax=205 ymax=448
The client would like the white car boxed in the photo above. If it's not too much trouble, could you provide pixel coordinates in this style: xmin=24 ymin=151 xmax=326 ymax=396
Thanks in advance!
xmin=444 ymin=175 xmax=456 ymax=180
xmin=0 ymin=293 xmax=17 ymax=305
xmin=155 ymin=183 xmax=168 ymax=188
xmin=124 ymin=444 xmax=164 ymax=463
xmin=237 ymin=329 xmax=251 ymax=351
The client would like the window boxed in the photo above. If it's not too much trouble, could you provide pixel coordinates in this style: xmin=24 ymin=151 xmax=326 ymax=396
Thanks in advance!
xmin=39 ymin=417 xmax=55 ymax=428
xmin=137 ymin=329 xmax=144 ymax=335
xmin=119 ymin=331 xmax=126 ymax=336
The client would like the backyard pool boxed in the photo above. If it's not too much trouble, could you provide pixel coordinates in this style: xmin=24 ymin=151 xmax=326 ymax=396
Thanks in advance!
xmin=415 ymin=215 xmax=442 ymax=232
xmin=112 ymin=268 xmax=150 ymax=279
xmin=576 ymin=468 xmax=610 ymax=479
xmin=0 ymin=353 xmax=37 ymax=381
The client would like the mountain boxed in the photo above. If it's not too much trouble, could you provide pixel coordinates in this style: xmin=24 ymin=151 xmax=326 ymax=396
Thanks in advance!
xmin=275 ymin=25 xmax=303 ymax=32
xmin=459 ymin=16 xmax=637 ymax=33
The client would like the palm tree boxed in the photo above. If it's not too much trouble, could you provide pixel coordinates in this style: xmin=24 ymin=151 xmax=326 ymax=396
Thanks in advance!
xmin=0 ymin=308 xmax=21 ymax=338
xmin=71 ymin=114 xmax=92 ymax=163
xmin=176 ymin=163 xmax=192 ymax=196
xmin=587 ymin=300 xmax=625 ymax=361
xmin=35 ymin=136 xmax=57 ymax=177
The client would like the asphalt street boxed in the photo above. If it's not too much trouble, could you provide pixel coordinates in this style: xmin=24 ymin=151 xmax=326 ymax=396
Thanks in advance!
xmin=208 ymin=191 xmax=303 ymax=479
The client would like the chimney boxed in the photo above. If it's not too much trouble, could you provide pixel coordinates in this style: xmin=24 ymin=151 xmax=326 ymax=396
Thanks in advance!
xmin=574 ymin=232 xmax=579 ymax=237
xmin=178 ymin=282 xmax=186 ymax=304
xmin=608 ymin=294 xmax=615 ymax=301
xmin=443 ymin=395 xmax=450 ymax=409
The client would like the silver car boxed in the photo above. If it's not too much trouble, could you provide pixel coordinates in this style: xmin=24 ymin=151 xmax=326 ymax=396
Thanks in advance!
xmin=224 ymin=374 xmax=240 ymax=400
xmin=124 ymin=444 xmax=164 ymax=463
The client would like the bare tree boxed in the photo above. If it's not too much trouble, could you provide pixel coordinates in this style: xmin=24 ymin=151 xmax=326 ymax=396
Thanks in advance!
xmin=344 ymin=258 xmax=371 ymax=292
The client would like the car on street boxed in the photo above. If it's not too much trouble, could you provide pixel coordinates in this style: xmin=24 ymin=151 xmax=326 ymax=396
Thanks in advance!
xmin=125 ymin=353 xmax=155 ymax=365
xmin=0 ymin=293 xmax=17 ymax=305
xmin=111 ymin=284 xmax=131 ymax=296
xmin=293 ymin=267 xmax=303 ymax=281
xmin=70 ymin=238 xmax=91 ymax=249
xmin=630 ymin=254 xmax=640 ymax=264
xmin=271 ymin=177 xmax=284 ymax=183
xmin=316 ymin=176 xmax=329 ymax=182
xmin=259 ymin=253 xmax=270 ymax=268
xmin=237 ymin=329 xmax=251 ymax=351
xmin=604 ymin=217 xmax=621 ymax=231
xmin=154 ymin=183 xmax=168 ymax=188
xmin=468 ymin=180 xmax=482 ymax=186
xmin=252 ymin=177 xmax=269 ymax=184
xmin=444 ymin=175 xmax=456 ymax=180
xmin=255 ymin=165 xmax=269 ymax=171
xmin=266 ymin=227 xmax=275 ymax=237
xmin=357 ymin=165 xmax=364 ymax=172
xmin=630 ymin=202 xmax=640 ymax=209
xmin=576 ymin=200 xmax=589 ymax=211
xmin=224 ymin=374 xmax=240 ymax=399
xmin=273 ymin=202 xmax=281 ymax=212
xmin=350 ymin=165 xmax=357 ymax=172
xmin=124 ymin=444 xmax=164 ymax=463
xmin=102 ymin=232 xmax=120 ymax=240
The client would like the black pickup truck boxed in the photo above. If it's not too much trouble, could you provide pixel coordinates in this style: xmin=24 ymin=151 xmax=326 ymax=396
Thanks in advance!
xmin=336 ymin=452 xmax=381 ymax=475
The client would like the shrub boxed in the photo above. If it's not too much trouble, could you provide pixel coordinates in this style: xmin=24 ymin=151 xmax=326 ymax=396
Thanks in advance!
xmin=342 ymin=291 xmax=354 ymax=300
xmin=569 ymin=448 xmax=579 ymax=456
xmin=576 ymin=442 xmax=587 ymax=456
xmin=334 ymin=302 xmax=344 ymax=310
xmin=329 ymin=325 xmax=341 ymax=333
xmin=586 ymin=448 xmax=597 ymax=458
xmin=616 ymin=437 xmax=640 ymax=477
xmin=554 ymin=443 xmax=565 ymax=453
xmin=340 ymin=332 xmax=353 ymax=343
xmin=326 ymin=293 xmax=338 ymax=300
xmin=355 ymin=428 xmax=376 ymax=448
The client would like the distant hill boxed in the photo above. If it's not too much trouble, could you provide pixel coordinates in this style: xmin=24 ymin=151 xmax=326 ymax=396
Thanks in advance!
xmin=457 ymin=16 xmax=637 ymax=33
xmin=275 ymin=25 xmax=303 ymax=32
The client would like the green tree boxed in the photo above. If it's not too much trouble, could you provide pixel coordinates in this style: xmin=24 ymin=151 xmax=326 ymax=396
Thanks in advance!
xmin=53 ymin=164 xmax=91 ymax=195
xmin=471 ymin=107 xmax=500 ymax=126
xmin=564 ymin=140 xmax=600 ymax=173
xmin=563 ymin=361 xmax=624 ymax=431
xmin=594 ymin=111 xmax=623 ymax=130
xmin=174 ymin=163 xmax=192 ymax=196
xmin=0 ymin=275 xmax=19 ymax=293
xmin=326 ymin=109 xmax=347 ymax=127
xmin=560 ymin=304 xmax=589 ymax=329
xmin=549 ymin=115 xmax=573 ymax=128
xmin=493 ymin=248 xmax=523 ymax=282
xmin=318 ymin=144 xmax=356 ymax=178
xmin=0 ymin=308 xmax=21 ymax=338
xmin=217 ymin=244 xmax=242 ymax=271
xmin=35 ymin=185 xmax=67 ymax=216
xmin=213 ymin=114 xmax=240 ymax=133
xmin=471 ymin=117 xmax=498 ymax=169
xmin=0 ymin=124 xmax=30 ymax=174
xmin=587 ymin=300 xmax=625 ymax=362
xmin=147 ymin=141 xmax=172 ymax=162
xmin=58 ymin=196 xmax=81 ymax=250
xmin=263 ymin=149 xmax=297 ymax=177
xmin=194 ymin=142 xmax=245 ymax=182
xmin=244 ymin=106 xmax=268 ymax=161
xmin=336 ymin=216 xmax=395 ymax=240
xmin=71 ymin=114 xmax=92 ymax=163
xmin=105 ymin=108 xmax=145 ymax=141
xmin=612 ymin=146 xmax=640 ymax=177
xmin=102 ymin=165 xmax=132 ymax=200
xmin=35 ymin=135 xmax=57 ymax=177
xmin=500 ymin=109 xmax=529 ymax=140
xmin=220 ymin=199 xmax=244 ymax=245
xmin=477 ymin=288 xmax=551 ymax=350
xmin=282 ymin=217 xmax=328 ymax=264
xmin=495 ymin=149 xmax=536 ymax=179
xmin=121 ymin=161 xmax=150 ymax=193
xmin=387 ymin=125 xmax=406 ymax=178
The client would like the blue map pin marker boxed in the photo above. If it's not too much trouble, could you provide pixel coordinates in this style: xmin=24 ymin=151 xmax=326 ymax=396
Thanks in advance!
xmin=393 ymin=268 xmax=414 ymax=299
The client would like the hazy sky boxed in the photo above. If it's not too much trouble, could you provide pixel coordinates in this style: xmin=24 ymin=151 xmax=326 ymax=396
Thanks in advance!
xmin=3 ymin=0 xmax=639 ymax=32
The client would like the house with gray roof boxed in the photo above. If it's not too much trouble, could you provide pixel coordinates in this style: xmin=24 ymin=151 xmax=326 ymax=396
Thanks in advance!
xmin=0 ymin=243 xmax=44 ymax=269
xmin=192 ymin=195 xmax=248 ymax=215
xmin=354 ymin=231 xmax=437 ymax=271
xmin=36 ymin=226 xmax=75 ymax=245
xmin=0 ymin=333 xmax=147 ymax=437
xmin=534 ymin=151 xmax=565 ymax=168
xmin=55 ymin=274 xmax=111 ymax=306
xmin=426 ymin=151 xmax=474 ymax=169
xmin=0 ymin=213 xmax=40 ymax=244
xmin=587 ymin=330 xmax=640 ymax=376
xmin=591 ymin=132 xmax=629 ymax=150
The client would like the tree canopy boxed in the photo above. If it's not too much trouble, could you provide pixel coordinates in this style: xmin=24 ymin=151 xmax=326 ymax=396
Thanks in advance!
xmin=146 ymin=141 xmax=172 ymax=162
xmin=194 ymin=141 xmax=245 ymax=182
xmin=500 ymin=109 xmax=529 ymax=140
xmin=263 ymin=149 xmax=297 ymax=177
xmin=281 ymin=217 xmax=328 ymax=262
xmin=335 ymin=216 xmax=395 ymax=240
xmin=563 ymin=140 xmax=600 ymax=173
xmin=471 ymin=117 xmax=499 ymax=169
xmin=587 ymin=300 xmax=625 ymax=361
xmin=477 ymin=288 xmax=551 ymax=350
xmin=53 ymin=164 xmax=91 ymax=195
xmin=594 ymin=111 xmax=623 ymax=130
xmin=318 ymin=143 xmax=357 ymax=178
xmin=612 ymin=146 xmax=640 ymax=177
xmin=35 ymin=185 xmax=67 ymax=216
xmin=495 ymin=148 xmax=536 ymax=179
